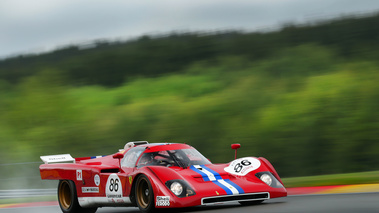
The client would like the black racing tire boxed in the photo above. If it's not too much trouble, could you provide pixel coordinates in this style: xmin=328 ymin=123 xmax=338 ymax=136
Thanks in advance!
xmin=135 ymin=175 xmax=155 ymax=213
xmin=58 ymin=180 xmax=98 ymax=213
xmin=239 ymin=200 xmax=264 ymax=206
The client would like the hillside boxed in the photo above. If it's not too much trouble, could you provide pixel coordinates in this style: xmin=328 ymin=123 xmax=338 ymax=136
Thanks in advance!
xmin=0 ymin=12 xmax=378 ymax=189
xmin=1 ymin=13 xmax=379 ymax=86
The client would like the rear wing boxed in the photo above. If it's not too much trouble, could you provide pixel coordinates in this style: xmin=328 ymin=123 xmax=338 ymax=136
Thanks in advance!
xmin=40 ymin=154 xmax=110 ymax=164
xmin=40 ymin=141 xmax=149 ymax=164
xmin=40 ymin=154 xmax=75 ymax=164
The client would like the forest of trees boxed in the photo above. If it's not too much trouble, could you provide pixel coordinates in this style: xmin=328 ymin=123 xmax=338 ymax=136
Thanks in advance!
xmin=0 ymin=12 xmax=378 ymax=189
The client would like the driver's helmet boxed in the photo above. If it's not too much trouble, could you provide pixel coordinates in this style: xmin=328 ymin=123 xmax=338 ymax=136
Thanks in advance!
xmin=138 ymin=153 xmax=155 ymax=166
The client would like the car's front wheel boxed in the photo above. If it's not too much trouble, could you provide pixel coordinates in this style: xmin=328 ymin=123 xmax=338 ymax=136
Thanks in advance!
xmin=135 ymin=175 xmax=155 ymax=213
xmin=58 ymin=180 xmax=97 ymax=213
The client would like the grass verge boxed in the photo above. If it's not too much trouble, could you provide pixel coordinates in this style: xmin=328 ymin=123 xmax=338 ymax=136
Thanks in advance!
xmin=282 ymin=170 xmax=379 ymax=188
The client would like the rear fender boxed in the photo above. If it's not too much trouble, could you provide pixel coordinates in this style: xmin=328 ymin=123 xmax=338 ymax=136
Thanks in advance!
xmin=39 ymin=164 xmax=100 ymax=182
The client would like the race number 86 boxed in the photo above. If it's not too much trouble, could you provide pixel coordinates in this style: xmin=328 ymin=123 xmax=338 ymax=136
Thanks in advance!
xmin=234 ymin=160 xmax=251 ymax=173
xmin=109 ymin=178 xmax=119 ymax=192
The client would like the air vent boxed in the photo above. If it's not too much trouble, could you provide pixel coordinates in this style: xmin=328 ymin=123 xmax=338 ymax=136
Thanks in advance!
xmin=101 ymin=169 xmax=120 ymax=173
xmin=201 ymin=192 xmax=269 ymax=205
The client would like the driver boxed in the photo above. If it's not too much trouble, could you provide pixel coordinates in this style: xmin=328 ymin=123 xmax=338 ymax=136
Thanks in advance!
xmin=138 ymin=153 xmax=157 ymax=167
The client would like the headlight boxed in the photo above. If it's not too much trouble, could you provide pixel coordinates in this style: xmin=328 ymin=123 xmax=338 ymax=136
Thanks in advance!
xmin=256 ymin=172 xmax=284 ymax=188
xmin=170 ymin=182 xmax=183 ymax=196
xmin=166 ymin=180 xmax=196 ymax=197
xmin=260 ymin=173 xmax=272 ymax=186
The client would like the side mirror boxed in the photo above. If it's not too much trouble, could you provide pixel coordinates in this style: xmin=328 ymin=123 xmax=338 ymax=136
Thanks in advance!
xmin=231 ymin=144 xmax=241 ymax=150
xmin=231 ymin=143 xmax=241 ymax=159
xmin=113 ymin=153 xmax=124 ymax=159
xmin=113 ymin=153 xmax=124 ymax=168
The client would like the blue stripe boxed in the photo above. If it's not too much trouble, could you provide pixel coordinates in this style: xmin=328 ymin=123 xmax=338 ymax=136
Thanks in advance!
xmin=190 ymin=165 xmax=210 ymax=181
xmin=201 ymin=165 xmax=222 ymax=180
xmin=224 ymin=179 xmax=245 ymax=194
xmin=90 ymin=155 xmax=106 ymax=159
xmin=212 ymin=181 xmax=233 ymax=195
xmin=190 ymin=165 xmax=245 ymax=195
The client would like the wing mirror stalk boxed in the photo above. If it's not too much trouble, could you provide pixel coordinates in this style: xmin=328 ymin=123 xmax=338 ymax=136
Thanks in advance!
xmin=231 ymin=143 xmax=241 ymax=159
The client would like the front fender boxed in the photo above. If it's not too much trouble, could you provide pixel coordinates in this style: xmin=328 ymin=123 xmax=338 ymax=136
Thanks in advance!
xmin=258 ymin=157 xmax=284 ymax=185
xmin=134 ymin=166 xmax=197 ymax=208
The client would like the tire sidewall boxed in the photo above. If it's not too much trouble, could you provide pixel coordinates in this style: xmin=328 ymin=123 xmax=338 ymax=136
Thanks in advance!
xmin=135 ymin=175 xmax=155 ymax=213
xmin=58 ymin=180 xmax=98 ymax=213
xmin=58 ymin=180 xmax=79 ymax=213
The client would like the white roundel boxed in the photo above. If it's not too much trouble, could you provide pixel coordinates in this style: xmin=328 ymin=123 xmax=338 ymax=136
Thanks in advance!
xmin=94 ymin=174 xmax=100 ymax=186
xmin=106 ymin=174 xmax=122 ymax=198
xmin=224 ymin=157 xmax=261 ymax=176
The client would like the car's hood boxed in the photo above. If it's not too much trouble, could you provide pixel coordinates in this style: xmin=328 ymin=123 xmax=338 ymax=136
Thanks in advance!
xmin=147 ymin=162 xmax=277 ymax=198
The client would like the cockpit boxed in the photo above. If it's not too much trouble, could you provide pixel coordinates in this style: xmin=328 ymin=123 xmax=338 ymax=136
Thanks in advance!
xmin=137 ymin=149 xmax=210 ymax=168
xmin=121 ymin=145 xmax=210 ymax=168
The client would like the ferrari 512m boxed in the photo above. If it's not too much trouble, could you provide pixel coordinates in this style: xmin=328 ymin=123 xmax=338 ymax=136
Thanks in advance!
xmin=39 ymin=141 xmax=287 ymax=213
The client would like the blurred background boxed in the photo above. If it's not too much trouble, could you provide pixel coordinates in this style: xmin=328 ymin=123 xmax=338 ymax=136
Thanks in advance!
xmin=0 ymin=0 xmax=379 ymax=191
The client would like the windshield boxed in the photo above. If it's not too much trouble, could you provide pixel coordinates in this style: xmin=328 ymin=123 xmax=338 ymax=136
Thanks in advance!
xmin=137 ymin=148 xmax=211 ymax=168
xmin=121 ymin=147 xmax=145 ymax=168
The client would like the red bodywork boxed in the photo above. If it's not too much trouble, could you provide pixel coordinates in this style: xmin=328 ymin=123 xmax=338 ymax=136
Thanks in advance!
xmin=40 ymin=143 xmax=287 ymax=209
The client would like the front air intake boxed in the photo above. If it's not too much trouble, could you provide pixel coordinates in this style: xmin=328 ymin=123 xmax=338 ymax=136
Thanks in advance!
xmin=201 ymin=192 xmax=269 ymax=205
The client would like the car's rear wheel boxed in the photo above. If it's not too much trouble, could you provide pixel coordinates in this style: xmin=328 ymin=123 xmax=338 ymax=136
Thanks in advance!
xmin=58 ymin=180 xmax=97 ymax=213
xmin=135 ymin=175 xmax=155 ymax=213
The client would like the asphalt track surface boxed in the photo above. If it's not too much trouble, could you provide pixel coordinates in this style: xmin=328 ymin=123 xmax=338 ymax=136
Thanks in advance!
xmin=1 ymin=193 xmax=379 ymax=213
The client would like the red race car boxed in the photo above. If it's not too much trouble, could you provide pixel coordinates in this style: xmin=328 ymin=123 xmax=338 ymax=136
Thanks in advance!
xmin=39 ymin=141 xmax=287 ymax=213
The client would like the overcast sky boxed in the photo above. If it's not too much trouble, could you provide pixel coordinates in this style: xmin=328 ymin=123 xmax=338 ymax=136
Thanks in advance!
xmin=1 ymin=0 xmax=379 ymax=59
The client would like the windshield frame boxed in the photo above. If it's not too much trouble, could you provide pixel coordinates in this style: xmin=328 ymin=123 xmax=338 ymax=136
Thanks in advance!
xmin=136 ymin=148 xmax=211 ymax=168
xmin=120 ymin=147 xmax=145 ymax=168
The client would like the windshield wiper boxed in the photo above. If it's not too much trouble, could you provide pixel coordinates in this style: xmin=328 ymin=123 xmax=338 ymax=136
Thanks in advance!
xmin=169 ymin=151 xmax=186 ymax=169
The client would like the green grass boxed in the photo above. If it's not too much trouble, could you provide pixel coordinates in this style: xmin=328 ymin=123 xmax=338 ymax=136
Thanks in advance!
xmin=282 ymin=171 xmax=379 ymax=188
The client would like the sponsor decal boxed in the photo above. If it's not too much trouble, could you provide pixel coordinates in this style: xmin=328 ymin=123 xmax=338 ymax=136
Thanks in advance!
xmin=106 ymin=174 xmax=122 ymax=198
xmin=76 ymin=170 xmax=82 ymax=181
xmin=108 ymin=198 xmax=127 ymax=203
xmin=224 ymin=157 xmax=261 ymax=176
xmin=82 ymin=187 xmax=99 ymax=193
xmin=94 ymin=174 xmax=100 ymax=186
xmin=191 ymin=165 xmax=244 ymax=195
xmin=49 ymin=156 xmax=66 ymax=161
xmin=116 ymin=199 xmax=125 ymax=203
xmin=156 ymin=196 xmax=170 ymax=206
xmin=216 ymin=191 xmax=219 ymax=195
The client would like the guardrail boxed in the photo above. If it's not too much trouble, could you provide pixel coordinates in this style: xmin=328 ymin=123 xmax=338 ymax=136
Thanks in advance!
xmin=0 ymin=189 xmax=56 ymax=199
xmin=0 ymin=161 xmax=58 ymax=197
